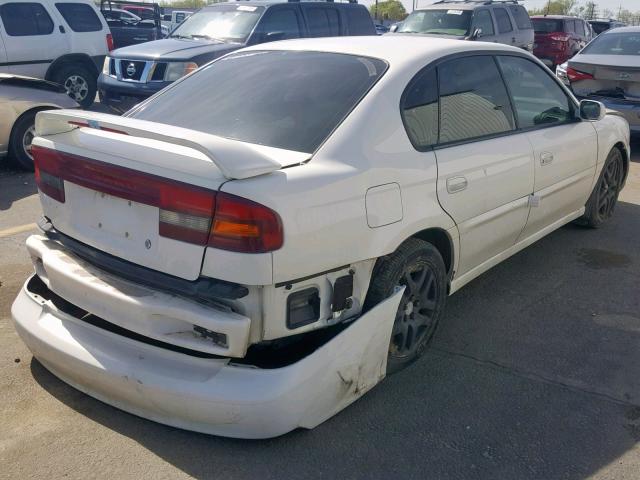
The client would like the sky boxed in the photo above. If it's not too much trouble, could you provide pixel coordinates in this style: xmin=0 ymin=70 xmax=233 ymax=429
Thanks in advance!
xmin=358 ymin=0 xmax=640 ymax=15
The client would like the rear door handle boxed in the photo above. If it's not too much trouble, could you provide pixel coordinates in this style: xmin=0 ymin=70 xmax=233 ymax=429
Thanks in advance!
xmin=540 ymin=152 xmax=554 ymax=166
xmin=446 ymin=176 xmax=468 ymax=193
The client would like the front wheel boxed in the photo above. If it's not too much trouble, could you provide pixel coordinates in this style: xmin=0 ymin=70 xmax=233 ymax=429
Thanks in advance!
xmin=364 ymin=238 xmax=448 ymax=374
xmin=576 ymin=147 xmax=625 ymax=228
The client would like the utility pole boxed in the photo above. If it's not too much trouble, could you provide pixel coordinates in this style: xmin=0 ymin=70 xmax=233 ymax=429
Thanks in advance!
xmin=375 ymin=0 xmax=378 ymax=21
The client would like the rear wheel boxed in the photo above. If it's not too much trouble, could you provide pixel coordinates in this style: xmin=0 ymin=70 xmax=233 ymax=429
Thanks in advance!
xmin=577 ymin=147 xmax=625 ymax=228
xmin=364 ymin=238 xmax=447 ymax=374
xmin=53 ymin=64 xmax=96 ymax=108
xmin=9 ymin=111 xmax=37 ymax=170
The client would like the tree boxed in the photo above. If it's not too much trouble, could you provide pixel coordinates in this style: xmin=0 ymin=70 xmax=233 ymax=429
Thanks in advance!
xmin=369 ymin=0 xmax=407 ymax=22
xmin=528 ymin=0 xmax=577 ymax=16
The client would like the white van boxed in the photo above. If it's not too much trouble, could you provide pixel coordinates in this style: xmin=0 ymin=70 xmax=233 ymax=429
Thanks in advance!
xmin=0 ymin=0 xmax=112 ymax=106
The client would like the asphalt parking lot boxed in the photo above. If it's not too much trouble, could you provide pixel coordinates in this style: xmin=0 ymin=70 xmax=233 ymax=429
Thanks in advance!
xmin=1 ymin=136 xmax=639 ymax=479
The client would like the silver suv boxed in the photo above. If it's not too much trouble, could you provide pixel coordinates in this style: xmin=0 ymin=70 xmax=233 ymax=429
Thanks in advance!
xmin=391 ymin=0 xmax=534 ymax=52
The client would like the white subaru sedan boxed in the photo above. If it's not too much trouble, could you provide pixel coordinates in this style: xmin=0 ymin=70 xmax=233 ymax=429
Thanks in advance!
xmin=12 ymin=36 xmax=630 ymax=438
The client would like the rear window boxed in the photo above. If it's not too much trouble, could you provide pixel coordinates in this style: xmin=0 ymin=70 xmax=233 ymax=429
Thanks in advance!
xmin=582 ymin=32 xmax=640 ymax=55
xmin=0 ymin=2 xmax=54 ymax=36
xmin=56 ymin=3 xmax=102 ymax=32
xmin=131 ymin=51 xmax=388 ymax=153
xmin=509 ymin=5 xmax=532 ymax=29
xmin=589 ymin=21 xmax=610 ymax=35
xmin=532 ymin=18 xmax=563 ymax=33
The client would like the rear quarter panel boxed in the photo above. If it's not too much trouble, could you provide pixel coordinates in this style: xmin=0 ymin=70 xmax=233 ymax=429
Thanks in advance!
xmin=217 ymin=64 xmax=456 ymax=284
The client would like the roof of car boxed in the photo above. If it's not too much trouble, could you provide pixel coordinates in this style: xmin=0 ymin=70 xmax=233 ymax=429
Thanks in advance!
xmin=600 ymin=25 xmax=640 ymax=33
xmin=243 ymin=35 xmax=526 ymax=68
xmin=530 ymin=15 xmax=577 ymax=19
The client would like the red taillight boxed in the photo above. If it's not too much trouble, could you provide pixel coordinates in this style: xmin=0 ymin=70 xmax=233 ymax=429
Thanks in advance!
xmin=106 ymin=33 xmax=114 ymax=52
xmin=209 ymin=192 xmax=283 ymax=253
xmin=549 ymin=32 xmax=570 ymax=42
xmin=33 ymin=146 xmax=66 ymax=203
xmin=31 ymin=146 xmax=284 ymax=253
xmin=566 ymin=67 xmax=594 ymax=82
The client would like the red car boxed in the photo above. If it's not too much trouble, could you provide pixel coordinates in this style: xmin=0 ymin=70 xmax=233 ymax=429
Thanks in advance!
xmin=531 ymin=15 xmax=591 ymax=68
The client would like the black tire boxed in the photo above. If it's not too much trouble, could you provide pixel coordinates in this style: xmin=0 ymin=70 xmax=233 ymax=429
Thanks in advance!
xmin=576 ymin=147 xmax=625 ymax=228
xmin=9 ymin=111 xmax=37 ymax=170
xmin=53 ymin=64 xmax=96 ymax=108
xmin=364 ymin=238 xmax=447 ymax=374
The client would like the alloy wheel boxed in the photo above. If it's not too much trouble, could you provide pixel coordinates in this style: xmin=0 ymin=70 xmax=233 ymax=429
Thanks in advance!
xmin=64 ymin=75 xmax=89 ymax=102
xmin=22 ymin=124 xmax=35 ymax=160
xmin=390 ymin=264 xmax=439 ymax=359
xmin=597 ymin=152 xmax=624 ymax=219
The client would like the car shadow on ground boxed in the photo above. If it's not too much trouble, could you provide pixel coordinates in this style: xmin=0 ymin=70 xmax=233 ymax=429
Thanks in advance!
xmin=29 ymin=199 xmax=640 ymax=479
xmin=0 ymin=165 xmax=36 ymax=212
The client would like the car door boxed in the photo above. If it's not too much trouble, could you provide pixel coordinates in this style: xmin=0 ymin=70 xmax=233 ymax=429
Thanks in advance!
xmin=0 ymin=1 xmax=68 ymax=78
xmin=251 ymin=4 xmax=303 ymax=43
xmin=302 ymin=4 xmax=341 ymax=37
xmin=508 ymin=4 xmax=534 ymax=50
xmin=0 ymin=25 xmax=7 ymax=73
xmin=493 ymin=7 xmax=515 ymax=47
xmin=496 ymin=55 xmax=597 ymax=239
xmin=408 ymin=55 xmax=534 ymax=276
xmin=471 ymin=8 xmax=495 ymax=41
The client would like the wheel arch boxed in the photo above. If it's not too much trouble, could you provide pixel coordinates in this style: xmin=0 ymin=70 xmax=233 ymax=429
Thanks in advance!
xmin=45 ymin=54 xmax=98 ymax=81
xmin=613 ymin=141 xmax=630 ymax=186
xmin=9 ymin=106 xmax=59 ymax=147
xmin=410 ymin=227 xmax=455 ymax=279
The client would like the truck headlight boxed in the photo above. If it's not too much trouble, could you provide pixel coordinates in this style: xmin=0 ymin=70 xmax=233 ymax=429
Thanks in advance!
xmin=102 ymin=57 xmax=111 ymax=76
xmin=164 ymin=62 xmax=198 ymax=81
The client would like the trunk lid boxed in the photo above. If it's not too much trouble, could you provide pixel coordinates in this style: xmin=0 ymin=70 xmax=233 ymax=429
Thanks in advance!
xmin=569 ymin=55 xmax=640 ymax=101
xmin=32 ymin=110 xmax=309 ymax=281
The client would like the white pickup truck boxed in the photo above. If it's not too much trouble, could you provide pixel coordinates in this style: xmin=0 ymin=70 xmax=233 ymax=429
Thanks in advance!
xmin=12 ymin=36 xmax=629 ymax=438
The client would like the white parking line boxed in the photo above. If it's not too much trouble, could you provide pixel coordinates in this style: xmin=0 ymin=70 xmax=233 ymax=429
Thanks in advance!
xmin=0 ymin=223 xmax=37 ymax=238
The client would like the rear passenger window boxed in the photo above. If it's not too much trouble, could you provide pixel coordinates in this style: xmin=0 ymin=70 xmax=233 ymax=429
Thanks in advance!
xmin=345 ymin=6 xmax=374 ymax=35
xmin=497 ymin=56 xmax=573 ymax=128
xmin=0 ymin=2 xmax=54 ymax=36
xmin=401 ymin=68 xmax=438 ymax=149
xmin=259 ymin=8 xmax=301 ymax=40
xmin=494 ymin=8 xmax=512 ymax=33
xmin=566 ymin=19 xmax=575 ymax=33
xmin=473 ymin=10 xmax=494 ymax=36
xmin=438 ymin=56 xmax=515 ymax=144
xmin=509 ymin=5 xmax=532 ymax=30
xmin=55 ymin=3 xmax=102 ymax=32
xmin=306 ymin=7 xmax=340 ymax=37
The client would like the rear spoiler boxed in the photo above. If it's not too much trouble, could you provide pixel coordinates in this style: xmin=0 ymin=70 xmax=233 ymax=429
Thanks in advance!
xmin=35 ymin=110 xmax=310 ymax=180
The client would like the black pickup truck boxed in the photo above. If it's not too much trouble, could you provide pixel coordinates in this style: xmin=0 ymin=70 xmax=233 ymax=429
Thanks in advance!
xmin=101 ymin=0 xmax=162 ymax=49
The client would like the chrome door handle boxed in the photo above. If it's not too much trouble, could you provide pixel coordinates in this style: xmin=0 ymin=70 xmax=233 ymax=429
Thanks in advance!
xmin=540 ymin=152 xmax=554 ymax=166
xmin=446 ymin=176 xmax=468 ymax=193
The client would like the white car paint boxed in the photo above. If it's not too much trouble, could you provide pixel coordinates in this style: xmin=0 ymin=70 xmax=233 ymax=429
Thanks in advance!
xmin=12 ymin=36 xmax=630 ymax=438
xmin=0 ymin=0 xmax=110 ymax=79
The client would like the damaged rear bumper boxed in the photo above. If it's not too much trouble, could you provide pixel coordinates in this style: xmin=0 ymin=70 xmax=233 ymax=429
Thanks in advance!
xmin=12 ymin=240 xmax=403 ymax=438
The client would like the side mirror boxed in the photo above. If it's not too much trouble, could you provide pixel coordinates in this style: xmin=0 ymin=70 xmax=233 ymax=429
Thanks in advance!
xmin=389 ymin=24 xmax=399 ymax=33
xmin=579 ymin=99 xmax=606 ymax=121
xmin=470 ymin=27 xmax=482 ymax=40
xmin=265 ymin=31 xmax=285 ymax=42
